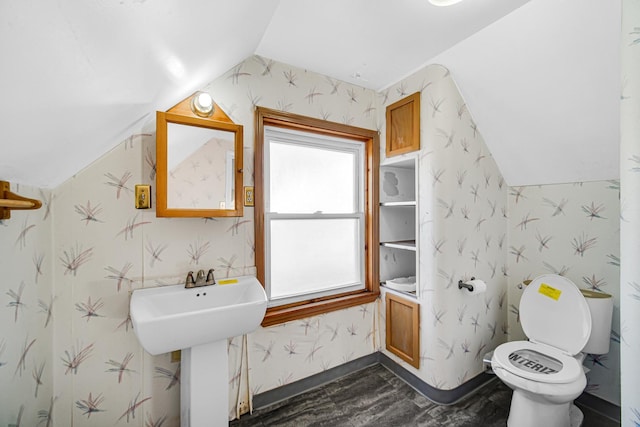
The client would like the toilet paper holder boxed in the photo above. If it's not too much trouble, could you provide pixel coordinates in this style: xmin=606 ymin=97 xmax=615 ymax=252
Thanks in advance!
xmin=458 ymin=277 xmax=476 ymax=292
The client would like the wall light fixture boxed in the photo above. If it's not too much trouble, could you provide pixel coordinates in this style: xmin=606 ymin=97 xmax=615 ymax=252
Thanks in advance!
xmin=191 ymin=92 xmax=215 ymax=117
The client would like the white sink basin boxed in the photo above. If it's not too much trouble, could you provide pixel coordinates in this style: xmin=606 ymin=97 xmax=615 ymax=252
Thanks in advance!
xmin=130 ymin=275 xmax=267 ymax=355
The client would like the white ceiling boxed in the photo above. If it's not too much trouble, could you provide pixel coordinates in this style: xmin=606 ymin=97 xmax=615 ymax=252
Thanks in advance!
xmin=0 ymin=0 xmax=620 ymax=188
xmin=428 ymin=0 xmax=621 ymax=186
xmin=255 ymin=0 xmax=530 ymax=89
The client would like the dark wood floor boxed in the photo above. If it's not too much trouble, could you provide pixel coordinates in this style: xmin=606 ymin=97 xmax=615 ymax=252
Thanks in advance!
xmin=230 ymin=364 xmax=619 ymax=426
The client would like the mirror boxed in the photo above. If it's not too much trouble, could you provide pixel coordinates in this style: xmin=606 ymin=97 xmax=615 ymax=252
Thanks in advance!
xmin=156 ymin=110 xmax=243 ymax=217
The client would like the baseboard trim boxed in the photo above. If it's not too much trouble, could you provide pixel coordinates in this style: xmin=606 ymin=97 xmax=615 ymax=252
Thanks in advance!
xmin=252 ymin=351 xmax=493 ymax=409
xmin=252 ymin=352 xmax=380 ymax=409
xmin=575 ymin=391 xmax=621 ymax=423
xmin=377 ymin=352 xmax=495 ymax=405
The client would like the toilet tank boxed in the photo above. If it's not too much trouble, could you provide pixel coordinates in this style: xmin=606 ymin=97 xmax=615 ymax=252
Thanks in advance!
xmin=580 ymin=289 xmax=614 ymax=355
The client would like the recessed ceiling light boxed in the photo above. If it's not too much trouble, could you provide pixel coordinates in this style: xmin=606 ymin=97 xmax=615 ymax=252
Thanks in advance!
xmin=429 ymin=0 xmax=464 ymax=6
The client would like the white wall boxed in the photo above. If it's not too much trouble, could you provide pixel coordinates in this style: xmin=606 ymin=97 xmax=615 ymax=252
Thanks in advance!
xmin=376 ymin=62 xmax=622 ymax=408
xmin=0 ymin=185 xmax=54 ymax=426
xmin=1 ymin=49 xmax=627 ymax=423
xmin=507 ymin=181 xmax=621 ymax=405
xmin=208 ymin=56 xmax=380 ymax=396
xmin=379 ymin=65 xmax=509 ymax=389
xmin=620 ymin=1 xmax=640 ymax=424
xmin=0 ymin=56 xmax=380 ymax=425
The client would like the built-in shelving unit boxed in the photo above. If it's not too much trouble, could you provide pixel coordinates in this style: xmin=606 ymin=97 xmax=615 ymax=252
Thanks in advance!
xmin=379 ymin=157 xmax=417 ymax=298
xmin=380 ymin=156 xmax=420 ymax=367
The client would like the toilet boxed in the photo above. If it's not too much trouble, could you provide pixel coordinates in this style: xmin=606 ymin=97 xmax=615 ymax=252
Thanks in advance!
xmin=491 ymin=274 xmax=613 ymax=427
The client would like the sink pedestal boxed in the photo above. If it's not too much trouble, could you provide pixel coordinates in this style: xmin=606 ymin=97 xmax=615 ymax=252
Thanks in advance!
xmin=129 ymin=276 xmax=267 ymax=426
xmin=181 ymin=340 xmax=228 ymax=427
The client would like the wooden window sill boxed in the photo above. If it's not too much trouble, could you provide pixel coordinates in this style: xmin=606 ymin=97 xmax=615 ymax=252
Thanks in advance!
xmin=261 ymin=289 xmax=380 ymax=327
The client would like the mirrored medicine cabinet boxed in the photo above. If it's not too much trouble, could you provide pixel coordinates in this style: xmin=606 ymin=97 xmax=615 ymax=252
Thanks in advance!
xmin=156 ymin=93 xmax=244 ymax=217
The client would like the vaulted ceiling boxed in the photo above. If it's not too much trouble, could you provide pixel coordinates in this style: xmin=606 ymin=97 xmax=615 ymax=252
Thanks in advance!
xmin=0 ymin=0 xmax=620 ymax=188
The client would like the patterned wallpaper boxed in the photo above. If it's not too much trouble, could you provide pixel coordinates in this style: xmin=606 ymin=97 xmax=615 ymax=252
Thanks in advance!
xmin=507 ymin=181 xmax=620 ymax=405
xmin=0 ymin=49 xmax=627 ymax=425
xmin=378 ymin=65 xmax=509 ymax=390
xmin=0 ymin=185 xmax=53 ymax=427
xmin=209 ymin=56 xmax=380 ymax=398
xmin=377 ymin=62 xmax=622 ymax=408
xmin=1 ymin=56 xmax=380 ymax=425
xmin=620 ymin=1 xmax=640 ymax=424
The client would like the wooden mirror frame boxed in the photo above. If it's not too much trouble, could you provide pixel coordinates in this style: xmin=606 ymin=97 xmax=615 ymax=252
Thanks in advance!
xmin=156 ymin=102 xmax=244 ymax=217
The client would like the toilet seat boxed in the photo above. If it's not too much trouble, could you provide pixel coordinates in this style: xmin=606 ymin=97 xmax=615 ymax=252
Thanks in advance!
xmin=493 ymin=340 xmax=583 ymax=384
xmin=492 ymin=275 xmax=590 ymax=385
xmin=520 ymin=275 xmax=591 ymax=356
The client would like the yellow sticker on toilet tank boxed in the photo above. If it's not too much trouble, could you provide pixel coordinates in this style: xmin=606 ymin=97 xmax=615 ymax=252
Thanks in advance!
xmin=538 ymin=283 xmax=562 ymax=301
xmin=218 ymin=279 xmax=238 ymax=285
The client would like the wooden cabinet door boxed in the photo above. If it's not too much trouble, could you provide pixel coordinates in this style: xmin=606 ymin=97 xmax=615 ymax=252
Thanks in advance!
xmin=385 ymin=293 xmax=420 ymax=368
xmin=385 ymin=92 xmax=420 ymax=157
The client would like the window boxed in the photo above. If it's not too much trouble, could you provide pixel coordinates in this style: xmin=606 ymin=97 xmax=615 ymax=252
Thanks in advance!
xmin=255 ymin=108 xmax=379 ymax=326
xmin=265 ymin=126 xmax=364 ymax=303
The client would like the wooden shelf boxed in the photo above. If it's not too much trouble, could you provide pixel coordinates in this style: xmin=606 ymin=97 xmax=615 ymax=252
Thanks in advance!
xmin=381 ymin=240 xmax=416 ymax=251
xmin=381 ymin=283 xmax=417 ymax=298
xmin=380 ymin=201 xmax=416 ymax=207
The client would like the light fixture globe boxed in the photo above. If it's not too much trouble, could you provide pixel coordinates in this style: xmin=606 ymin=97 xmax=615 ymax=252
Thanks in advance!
xmin=191 ymin=92 xmax=214 ymax=117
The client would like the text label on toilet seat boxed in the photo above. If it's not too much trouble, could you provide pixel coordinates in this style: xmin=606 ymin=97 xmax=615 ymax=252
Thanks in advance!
xmin=508 ymin=352 xmax=559 ymax=374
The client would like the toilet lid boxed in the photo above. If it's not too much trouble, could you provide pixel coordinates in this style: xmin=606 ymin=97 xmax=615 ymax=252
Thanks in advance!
xmin=520 ymin=275 xmax=591 ymax=355
xmin=492 ymin=340 xmax=583 ymax=384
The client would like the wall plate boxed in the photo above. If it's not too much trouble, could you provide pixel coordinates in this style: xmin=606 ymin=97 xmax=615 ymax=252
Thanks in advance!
xmin=135 ymin=185 xmax=151 ymax=209
xmin=244 ymin=186 xmax=254 ymax=207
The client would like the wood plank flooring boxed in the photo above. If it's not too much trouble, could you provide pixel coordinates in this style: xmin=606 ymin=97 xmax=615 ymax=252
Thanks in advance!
xmin=230 ymin=364 xmax=619 ymax=426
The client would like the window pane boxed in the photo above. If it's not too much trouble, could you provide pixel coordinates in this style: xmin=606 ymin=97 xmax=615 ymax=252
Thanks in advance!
xmin=269 ymin=141 xmax=356 ymax=213
xmin=269 ymin=218 xmax=362 ymax=300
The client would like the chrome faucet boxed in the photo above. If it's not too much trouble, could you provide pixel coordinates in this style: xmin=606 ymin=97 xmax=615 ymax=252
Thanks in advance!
xmin=205 ymin=268 xmax=216 ymax=285
xmin=185 ymin=268 xmax=216 ymax=288
xmin=185 ymin=271 xmax=196 ymax=288
xmin=195 ymin=269 xmax=206 ymax=286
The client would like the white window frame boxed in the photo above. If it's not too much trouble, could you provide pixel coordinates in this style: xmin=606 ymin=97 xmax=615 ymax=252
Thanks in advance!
xmin=263 ymin=125 xmax=366 ymax=307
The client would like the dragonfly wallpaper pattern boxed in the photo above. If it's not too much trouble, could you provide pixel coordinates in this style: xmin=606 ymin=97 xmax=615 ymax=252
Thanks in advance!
xmin=621 ymin=0 xmax=640 ymax=424
xmin=507 ymin=182 xmax=620 ymax=405
xmin=377 ymin=64 xmax=509 ymax=391
xmin=0 ymin=48 xmax=627 ymax=426
xmin=0 ymin=56 xmax=380 ymax=426
xmin=377 ymin=65 xmax=621 ymax=406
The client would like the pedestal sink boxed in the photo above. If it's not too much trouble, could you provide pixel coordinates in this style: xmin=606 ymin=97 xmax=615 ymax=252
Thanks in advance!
xmin=130 ymin=275 xmax=267 ymax=427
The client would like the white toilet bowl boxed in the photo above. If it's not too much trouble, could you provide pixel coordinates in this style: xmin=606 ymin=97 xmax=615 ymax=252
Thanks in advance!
xmin=492 ymin=341 xmax=586 ymax=426
xmin=491 ymin=274 xmax=595 ymax=427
